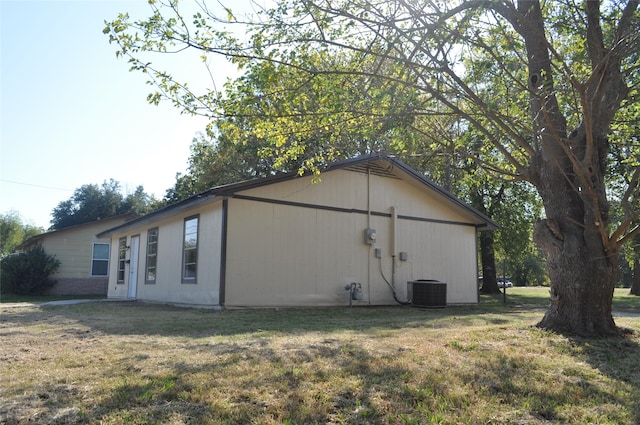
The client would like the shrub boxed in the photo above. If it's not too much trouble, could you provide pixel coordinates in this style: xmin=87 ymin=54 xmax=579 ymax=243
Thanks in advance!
xmin=0 ymin=246 xmax=60 ymax=295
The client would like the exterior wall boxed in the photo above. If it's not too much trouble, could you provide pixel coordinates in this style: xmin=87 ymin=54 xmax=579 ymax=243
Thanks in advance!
xmin=224 ymin=169 xmax=480 ymax=307
xmin=224 ymin=198 xmax=369 ymax=307
xmin=240 ymin=170 xmax=370 ymax=212
xmin=389 ymin=218 xmax=478 ymax=304
xmin=368 ymin=174 xmax=479 ymax=305
xmin=102 ymin=165 xmax=483 ymax=308
xmin=32 ymin=217 xmax=131 ymax=296
xmin=39 ymin=226 xmax=112 ymax=279
xmin=240 ymin=170 xmax=477 ymax=224
xmin=107 ymin=201 xmax=223 ymax=306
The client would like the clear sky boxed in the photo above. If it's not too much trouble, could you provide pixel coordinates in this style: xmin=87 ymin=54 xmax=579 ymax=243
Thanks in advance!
xmin=1 ymin=0 xmax=246 ymax=229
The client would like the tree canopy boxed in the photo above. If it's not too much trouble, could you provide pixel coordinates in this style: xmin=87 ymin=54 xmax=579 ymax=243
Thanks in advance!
xmin=0 ymin=211 xmax=43 ymax=258
xmin=105 ymin=0 xmax=640 ymax=336
xmin=51 ymin=180 xmax=158 ymax=230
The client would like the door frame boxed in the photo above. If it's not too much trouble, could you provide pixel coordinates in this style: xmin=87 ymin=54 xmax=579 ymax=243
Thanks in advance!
xmin=127 ymin=234 xmax=140 ymax=299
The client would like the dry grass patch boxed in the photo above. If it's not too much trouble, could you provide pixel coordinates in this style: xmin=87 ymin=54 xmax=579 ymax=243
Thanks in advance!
xmin=1 ymin=297 xmax=639 ymax=424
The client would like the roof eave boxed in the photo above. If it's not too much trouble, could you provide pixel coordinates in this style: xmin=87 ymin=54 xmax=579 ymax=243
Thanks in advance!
xmin=372 ymin=155 xmax=500 ymax=230
xmin=96 ymin=193 xmax=219 ymax=238
xmin=96 ymin=153 xmax=499 ymax=238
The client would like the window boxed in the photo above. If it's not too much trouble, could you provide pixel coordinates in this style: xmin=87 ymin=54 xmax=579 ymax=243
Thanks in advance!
xmin=91 ymin=243 xmax=110 ymax=276
xmin=117 ymin=237 xmax=126 ymax=283
xmin=182 ymin=216 xmax=199 ymax=283
xmin=145 ymin=227 xmax=159 ymax=284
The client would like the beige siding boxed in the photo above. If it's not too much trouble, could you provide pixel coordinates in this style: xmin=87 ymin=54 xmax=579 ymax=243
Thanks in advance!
xmin=225 ymin=169 xmax=480 ymax=307
xmin=107 ymin=202 xmax=223 ymax=306
xmin=106 ymin=165 xmax=483 ymax=307
xmin=391 ymin=219 xmax=478 ymax=304
xmin=225 ymin=199 xmax=368 ymax=307
xmin=39 ymin=217 xmax=130 ymax=279
xmin=370 ymin=176 xmax=475 ymax=224
xmin=241 ymin=170 xmax=477 ymax=224
xmin=240 ymin=170 xmax=369 ymax=210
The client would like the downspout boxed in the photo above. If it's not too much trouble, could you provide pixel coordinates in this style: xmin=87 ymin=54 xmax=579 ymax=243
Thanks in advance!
xmin=391 ymin=206 xmax=397 ymax=260
xmin=367 ymin=168 xmax=372 ymax=229
xmin=475 ymin=224 xmax=481 ymax=305
xmin=218 ymin=198 xmax=229 ymax=308
xmin=390 ymin=206 xmax=410 ymax=305
xmin=366 ymin=167 xmax=372 ymax=304
xmin=391 ymin=205 xmax=397 ymax=287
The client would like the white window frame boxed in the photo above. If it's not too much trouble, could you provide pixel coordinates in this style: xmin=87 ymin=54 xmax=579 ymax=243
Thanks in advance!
xmin=182 ymin=215 xmax=199 ymax=283
xmin=91 ymin=242 xmax=110 ymax=277
xmin=145 ymin=227 xmax=159 ymax=284
xmin=117 ymin=237 xmax=126 ymax=283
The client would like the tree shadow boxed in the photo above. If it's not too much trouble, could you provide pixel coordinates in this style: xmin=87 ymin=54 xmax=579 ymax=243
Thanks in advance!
xmin=1 ymin=300 xmax=524 ymax=338
xmin=71 ymin=336 xmax=418 ymax=424
xmin=459 ymin=329 xmax=640 ymax=423
xmin=3 ymin=301 xmax=638 ymax=423
xmin=81 ymin=329 xmax=640 ymax=424
xmin=564 ymin=334 xmax=640 ymax=421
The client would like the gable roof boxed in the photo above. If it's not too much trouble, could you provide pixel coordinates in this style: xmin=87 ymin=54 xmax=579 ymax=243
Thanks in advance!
xmin=97 ymin=153 xmax=498 ymax=238
xmin=18 ymin=213 xmax=138 ymax=251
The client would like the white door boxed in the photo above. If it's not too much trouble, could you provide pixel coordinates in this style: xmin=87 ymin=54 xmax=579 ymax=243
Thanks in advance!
xmin=128 ymin=235 xmax=140 ymax=299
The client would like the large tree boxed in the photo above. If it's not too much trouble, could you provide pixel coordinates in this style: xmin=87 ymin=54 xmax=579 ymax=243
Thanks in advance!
xmin=163 ymin=55 xmax=534 ymax=295
xmin=51 ymin=180 xmax=157 ymax=230
xmin=105 ymin=1 xmax=640 ymax=336
xmin=164 ymin=132 xmax=279 ymax=202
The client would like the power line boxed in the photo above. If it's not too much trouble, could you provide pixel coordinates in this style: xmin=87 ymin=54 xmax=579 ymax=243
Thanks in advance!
xmin=0 ymin=178 xmax=74 ymax=192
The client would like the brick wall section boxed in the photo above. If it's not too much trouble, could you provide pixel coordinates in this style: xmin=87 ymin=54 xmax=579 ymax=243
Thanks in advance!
xmin=44 ymin=277 xmax=108 ymax=296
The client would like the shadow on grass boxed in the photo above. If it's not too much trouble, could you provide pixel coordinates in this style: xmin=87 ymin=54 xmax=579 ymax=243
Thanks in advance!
xmin=483 ymin=290 xmax=640 ymax=421
xmin=571 ymin=329 xmax=640 ymax=424
xmin=80 ymin=336 xmax=421 ymax=424
xmin=1 ymin=298 xmax=534 ymax=339
xmin=3 ymin=297 xmax=639 ymax=423
xmin=84 ymin=327 xmax=640 ymax=424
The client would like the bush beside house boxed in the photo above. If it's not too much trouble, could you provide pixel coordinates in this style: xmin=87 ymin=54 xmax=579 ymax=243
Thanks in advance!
xmin=0 ymin=246 xmax=60 ymax=295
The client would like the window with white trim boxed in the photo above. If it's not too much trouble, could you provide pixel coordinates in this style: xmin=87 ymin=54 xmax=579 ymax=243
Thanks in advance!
xmin=145 ymin=227 xmax=158 ymax=284
xmin=91 ymin=243 xmax=110 ymax=276
xmin=117 ymin=237 xmax=126 ymax=283
xmin=182 ymin=216 xmax=198 ymax=283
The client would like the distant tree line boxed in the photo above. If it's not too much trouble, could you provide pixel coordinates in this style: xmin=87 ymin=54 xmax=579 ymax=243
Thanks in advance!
xmin=1 ymin=181 xmax=159 ymax=295
xmin=1 ymin=180 xmax=159 ymax=255
xmin=50 ymin=179 xmax=159 ymax=230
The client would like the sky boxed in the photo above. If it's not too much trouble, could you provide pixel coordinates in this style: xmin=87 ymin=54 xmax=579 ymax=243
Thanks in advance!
xmin=1 ymin=0 xmax=252 ymax=229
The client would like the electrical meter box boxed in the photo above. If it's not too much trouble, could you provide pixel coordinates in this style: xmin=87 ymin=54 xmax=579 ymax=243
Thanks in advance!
xmin=364 ymin=228 xmax=377 ymax=245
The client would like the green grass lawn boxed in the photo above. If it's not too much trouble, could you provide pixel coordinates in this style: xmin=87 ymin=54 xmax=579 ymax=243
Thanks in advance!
xmin=2 ymin=286 xmax=638 ymax=312
xmin=482 ymin=286 xmax=640 ymax=313
xmin=1 ymin=289 xmax=639 ymax=424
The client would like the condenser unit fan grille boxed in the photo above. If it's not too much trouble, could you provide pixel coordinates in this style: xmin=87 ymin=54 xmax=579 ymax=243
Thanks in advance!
xmin=408 ymin=280 xmax=446 ymax=308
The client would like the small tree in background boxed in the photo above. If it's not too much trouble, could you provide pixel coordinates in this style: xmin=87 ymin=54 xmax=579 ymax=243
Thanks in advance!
xmin=0 ymin=246 xmax=60 ymax=295
xmin=0 ymin=211 xmax=43 ymax=258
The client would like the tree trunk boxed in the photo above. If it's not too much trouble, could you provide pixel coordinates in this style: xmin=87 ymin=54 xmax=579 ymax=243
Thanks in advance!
xmin=516 ymin=0 xmax=626 ymax=337
xmin=479 ymin=231 xmax=500 ymax=294
xmin=468 ymin=190 xmax=500 ymax=294
xmin=532 ymin=131 xmax=620 ymax=337
xmin=533 ymin=216 xmax=620 ymax=336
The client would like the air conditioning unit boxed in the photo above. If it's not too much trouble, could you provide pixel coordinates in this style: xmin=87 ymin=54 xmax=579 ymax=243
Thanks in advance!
xmin=408 ymin=280 xmax=446 ymax=308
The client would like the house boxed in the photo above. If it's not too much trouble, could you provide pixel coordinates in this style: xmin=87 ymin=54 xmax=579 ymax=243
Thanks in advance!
xmin=18 ymin=214 xmax=136 ymax=295
xmin=97 ymin=154 xmax=497 ymax=307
